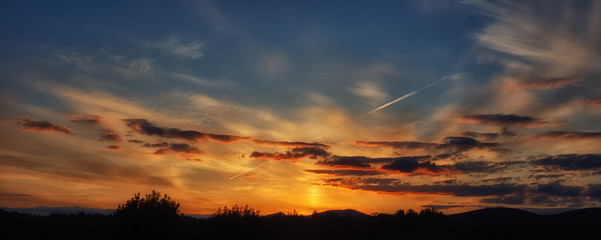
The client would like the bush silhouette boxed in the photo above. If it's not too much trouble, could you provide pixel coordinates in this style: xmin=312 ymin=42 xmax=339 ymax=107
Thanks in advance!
xmin=210 ymin=204 xmax=259 ymax=219
xmin=114 ymin=191 xmax=182 ymax=239
xmin=115 ymin=190 xmax=181 ymax=218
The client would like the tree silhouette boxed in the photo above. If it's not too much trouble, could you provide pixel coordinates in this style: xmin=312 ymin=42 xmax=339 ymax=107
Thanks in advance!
xmin=114 ymin=191 xmax=182 ymax=239
xmin=420 ymin=208 xmax=444 ymax=217
xmin=115 ymin=190 xmax=180 ymax=217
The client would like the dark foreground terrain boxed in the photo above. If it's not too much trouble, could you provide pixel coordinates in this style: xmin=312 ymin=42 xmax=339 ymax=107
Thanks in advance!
xmin=2 ymin=207 xmax=601 ymax=240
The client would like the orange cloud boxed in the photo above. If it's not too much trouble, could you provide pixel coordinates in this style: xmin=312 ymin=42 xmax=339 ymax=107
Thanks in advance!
xmin=103 ymin=145 xmax=122 ymax=151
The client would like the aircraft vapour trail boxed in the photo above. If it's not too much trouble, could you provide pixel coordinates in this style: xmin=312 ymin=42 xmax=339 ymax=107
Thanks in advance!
xmin=368 ymin=91 xmax=417 ymax=114
xmin=368 ymin=73 xmax=459 ymax=114
xmin=229 ymin=161 xmax=271 ymax=179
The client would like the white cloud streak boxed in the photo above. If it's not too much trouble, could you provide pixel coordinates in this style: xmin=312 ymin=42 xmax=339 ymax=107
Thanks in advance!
xmin=149 ymin=37 xmax=205 ymax=60
xmin=229 ymin=161 xmax=270 ymax=180
xmin=469 ymin=0 xmax=601 ymax=77
xmin=368 ymin=73 xmax=461 ymax=114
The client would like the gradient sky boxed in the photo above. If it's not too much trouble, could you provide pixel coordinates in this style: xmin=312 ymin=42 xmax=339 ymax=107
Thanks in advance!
xmin=1 ymin=0 xmax=601 ymax=215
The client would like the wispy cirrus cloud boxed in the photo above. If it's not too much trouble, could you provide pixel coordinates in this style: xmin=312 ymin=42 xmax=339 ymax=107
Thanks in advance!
xmin=462 ymin=0 xmax=601 ymax=130
xmin=534 ymin=131 xmax=601 ymax=140
xmin=148 ymin=37 xmax=205 ymax=60
xmin=352 ymin=81 xmax=387 ymax=105
xmin=0 ymin=154 xmax=173 ymax=187
xmin=518 ymin=76 xmax=581 ymax=89
xmin=129 ymin=58 xmax=153 ymax=73
xmin=469 ymin=0 xmax=601 ymax=77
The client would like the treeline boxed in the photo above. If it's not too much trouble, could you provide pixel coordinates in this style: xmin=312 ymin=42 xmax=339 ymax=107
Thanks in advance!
xmin=1 ymin=191 xmax=600 ymax=239
xmin=0 ymin=207 xmax=447 ymax=240
xmin=0 ymin=207 xmax=448 ymax=239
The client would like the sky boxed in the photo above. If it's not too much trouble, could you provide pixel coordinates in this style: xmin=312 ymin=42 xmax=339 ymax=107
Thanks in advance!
xmin=1 ymin=0 xmax=601 ymax=215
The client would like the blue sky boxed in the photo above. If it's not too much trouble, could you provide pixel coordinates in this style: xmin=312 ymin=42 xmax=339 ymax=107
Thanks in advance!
xmin=1 ymin=0 xmax=601 ymax=214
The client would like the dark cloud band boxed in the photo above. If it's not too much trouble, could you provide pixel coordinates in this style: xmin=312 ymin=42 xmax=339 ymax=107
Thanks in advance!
xmin=16 ymin=119 xmax=72 ymax=135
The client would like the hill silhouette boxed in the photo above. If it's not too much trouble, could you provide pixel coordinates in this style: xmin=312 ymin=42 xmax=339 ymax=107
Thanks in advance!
xmin=554 ymin=207 xmax=601 ymax=218
xmin=314 ymin=209 xmax=370 ymax=220
xmin=449 ymin=207 xmax=538 ymax=224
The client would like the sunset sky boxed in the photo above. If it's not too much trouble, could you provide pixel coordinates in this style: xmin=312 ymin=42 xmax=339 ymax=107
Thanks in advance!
xmin=1 ymin=0 xmax=601 ymax=215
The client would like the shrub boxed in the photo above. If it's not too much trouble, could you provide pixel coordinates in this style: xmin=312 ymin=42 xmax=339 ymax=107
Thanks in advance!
xmin=115 ymin=190 xmax=181 ymax=218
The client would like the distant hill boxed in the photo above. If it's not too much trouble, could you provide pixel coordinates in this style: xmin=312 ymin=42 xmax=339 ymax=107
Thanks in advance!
xmin=451 ymin=207 xmax=534 ymax=218
xmin=553 ymin=207 xmax=601 ymax=218
xmin=448 ymin=207 xmax=537 ymax=225
xmin=448 ymin=207 xmax=601 ymax=226
xmin=184 ymin=214 xmax=211 ymax=219
xmin=264 ymin=211 xmax=287 ymax=218
xmin=314 ymin=209 xmax=370 ymax=220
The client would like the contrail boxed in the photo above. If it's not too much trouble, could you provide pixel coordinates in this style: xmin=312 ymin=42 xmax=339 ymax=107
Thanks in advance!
xmin=229 ymin=161 xmax=271 ymax=179
xmin=313 ymin=133 xmax=327 ymax=140
xmin=368 ymin=91 xmax=418 ymax=114
xmin=368 ymin=73 xmax=460 ymax=114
